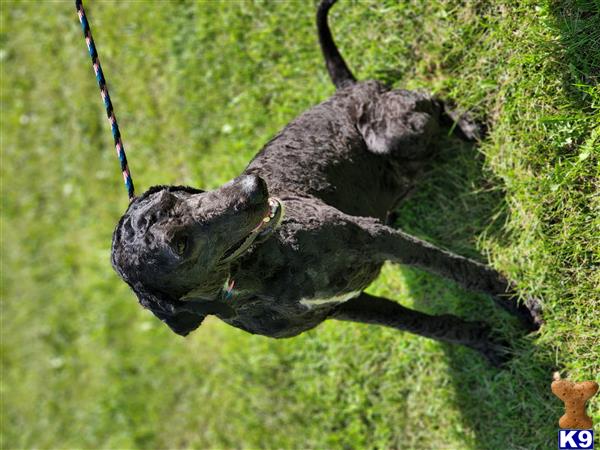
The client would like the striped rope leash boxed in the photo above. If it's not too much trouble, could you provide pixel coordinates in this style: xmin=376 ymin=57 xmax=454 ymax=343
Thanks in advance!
xmin=75 ymin=0 xmax=135 ymax=200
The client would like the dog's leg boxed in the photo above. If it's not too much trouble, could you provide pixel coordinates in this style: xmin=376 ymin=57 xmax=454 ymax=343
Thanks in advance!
xmin=337 ymin=210 xmax=541 ymax=329
xmin=360 ymin=221 xmax=542 ymax=330
xmin=330 ymin=292 xmax=508 ymax=366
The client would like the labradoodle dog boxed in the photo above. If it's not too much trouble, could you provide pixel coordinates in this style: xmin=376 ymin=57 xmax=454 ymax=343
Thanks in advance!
xmin=111 ymin=0 xmax=542 ymax=365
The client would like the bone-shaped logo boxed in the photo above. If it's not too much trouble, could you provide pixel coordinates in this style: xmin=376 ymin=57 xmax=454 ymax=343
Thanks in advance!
xmin=551 ymin=379 xmax=598 ymax=429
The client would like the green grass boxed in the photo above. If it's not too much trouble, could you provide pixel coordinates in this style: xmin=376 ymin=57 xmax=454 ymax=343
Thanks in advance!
xmin=2 ymin=1 xmax=599 ymax=448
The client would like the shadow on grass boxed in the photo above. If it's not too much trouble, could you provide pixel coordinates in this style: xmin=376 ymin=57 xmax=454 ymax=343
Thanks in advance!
xmin=393 ymin=137 xmax=559 ymax=449
xmin=390 ymin=0 xmax=600 ymax=437
xmin=548 ymin=0 xmax=599 ymax=111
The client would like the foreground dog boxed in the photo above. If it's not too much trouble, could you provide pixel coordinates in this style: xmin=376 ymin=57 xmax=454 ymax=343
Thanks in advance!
xmin=112 ymin=0 xmax=541 ymax=365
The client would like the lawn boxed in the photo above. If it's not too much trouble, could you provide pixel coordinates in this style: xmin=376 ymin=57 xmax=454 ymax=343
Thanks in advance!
xmin=1 ymin=1 xmax=599 ymax=449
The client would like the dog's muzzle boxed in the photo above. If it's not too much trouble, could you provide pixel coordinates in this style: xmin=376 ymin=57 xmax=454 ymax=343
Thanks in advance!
xmin=219 ymin=197 xmax=284 ymax=264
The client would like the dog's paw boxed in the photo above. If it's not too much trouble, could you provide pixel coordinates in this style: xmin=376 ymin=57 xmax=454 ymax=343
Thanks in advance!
xmin=467 ymin=325 xmax=512 ymax=368
xmin=522 ymin=294 xmax=544 ymax=330
xmin=510 ymin=294 xmax=544 ymax=332
xmin=477 ymin=331 xmax=514 ymax=368
xmin=481 ymin=345 xmax=512 ymax=368
xmin=456 ymin=114 xmax=487 ymax=142
xmin=441 ymin=103 xmax=487 ymax=142
xmin=492 ymin=291 xmax=544 ymax=332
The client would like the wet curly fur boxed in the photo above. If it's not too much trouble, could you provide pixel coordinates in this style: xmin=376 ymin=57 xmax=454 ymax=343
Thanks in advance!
xmin=111 ymin=0 xmax=542 ymax=366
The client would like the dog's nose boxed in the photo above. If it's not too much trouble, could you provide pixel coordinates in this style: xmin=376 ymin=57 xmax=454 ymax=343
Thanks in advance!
xmin=239 ymin=174 xmax=268 ymax=205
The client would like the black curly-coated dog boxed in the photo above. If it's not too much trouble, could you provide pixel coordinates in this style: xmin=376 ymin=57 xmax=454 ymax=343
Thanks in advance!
xmin=111 ymin=0 xmax=542 ymax=365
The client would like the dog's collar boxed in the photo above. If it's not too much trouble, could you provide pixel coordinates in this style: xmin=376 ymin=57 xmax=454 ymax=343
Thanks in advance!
xmin=219 ymin=198 xmax=285 ymax=265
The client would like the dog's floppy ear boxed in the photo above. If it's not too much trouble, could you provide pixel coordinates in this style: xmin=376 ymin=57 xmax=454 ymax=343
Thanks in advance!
xmin=150 ymin=308 xmax=205 ymax=337
xmin=131 ymin=282 xmax=205 ymax=336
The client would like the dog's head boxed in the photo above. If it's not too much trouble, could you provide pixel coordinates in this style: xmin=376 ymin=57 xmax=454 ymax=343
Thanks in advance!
xmin=111 ymin=174 xmax=283 ymax=336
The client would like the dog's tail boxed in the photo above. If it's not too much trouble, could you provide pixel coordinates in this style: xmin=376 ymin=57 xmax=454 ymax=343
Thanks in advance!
xmin=317 ymin=0 xmax=356 ymax=89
